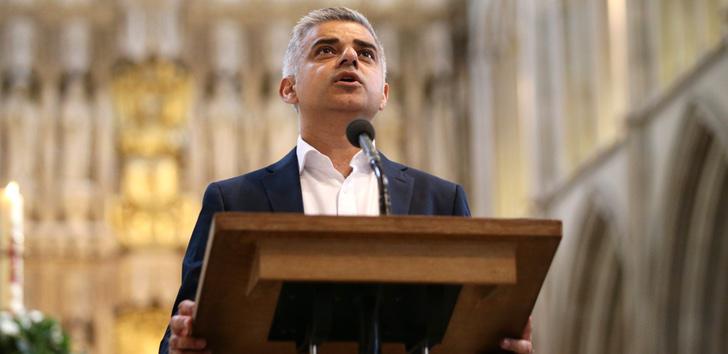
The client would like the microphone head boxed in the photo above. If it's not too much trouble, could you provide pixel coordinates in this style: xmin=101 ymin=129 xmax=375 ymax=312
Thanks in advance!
xmin=346 ymin=119 xmax=376 ymax=148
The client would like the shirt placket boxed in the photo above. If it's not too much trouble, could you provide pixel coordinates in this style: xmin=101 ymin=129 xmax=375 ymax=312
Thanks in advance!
xmin=337 ymin=173 xmax=359 ymax=215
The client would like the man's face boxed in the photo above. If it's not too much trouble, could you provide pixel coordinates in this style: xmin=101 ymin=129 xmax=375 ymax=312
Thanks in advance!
xmin=280 ymin=21 xmax=389 ymax=118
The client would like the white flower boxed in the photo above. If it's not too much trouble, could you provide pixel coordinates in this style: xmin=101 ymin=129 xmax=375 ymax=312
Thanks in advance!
xmin=16 ymin=311 xmax=31 ymax=329
xmin=0 ymin=316 xmax=20 ymax=336
xmin=29 ymin=310 xmax=44 ymax=323
xmin=51 ymin=324 xmax=64 ymax=345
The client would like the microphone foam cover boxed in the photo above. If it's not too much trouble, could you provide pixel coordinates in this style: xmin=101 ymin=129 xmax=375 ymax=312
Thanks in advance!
xmin=345 ymin=119 xmax=376 ymax=148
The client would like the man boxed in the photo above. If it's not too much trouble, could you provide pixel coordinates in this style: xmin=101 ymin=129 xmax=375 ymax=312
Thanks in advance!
xmin=161 ymin=7 xmax=533 ymax=354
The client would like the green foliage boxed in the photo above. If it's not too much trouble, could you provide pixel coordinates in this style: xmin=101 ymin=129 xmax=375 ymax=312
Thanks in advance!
xmin=0 ymin=310 xmax=72 ymax=354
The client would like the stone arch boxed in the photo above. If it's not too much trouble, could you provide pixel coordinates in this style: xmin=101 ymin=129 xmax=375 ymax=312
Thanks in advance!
xmin=657 ymin=100 xmax=728 ymax=354
xmin=560 ymin=191 xmax=626 ymax=354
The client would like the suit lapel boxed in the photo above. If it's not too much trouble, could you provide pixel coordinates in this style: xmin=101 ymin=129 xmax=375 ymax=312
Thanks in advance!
xmin=262 ymin=148 xmax=304 ymax=213
xmin=381 ymin=155 xmax=414 ymax=215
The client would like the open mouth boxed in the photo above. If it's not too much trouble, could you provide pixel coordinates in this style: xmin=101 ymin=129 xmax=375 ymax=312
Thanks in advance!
xmin=334 ymin=72 xmax=362 ymax=85
xmin=339 ymin=76 xmax=357 ymax=83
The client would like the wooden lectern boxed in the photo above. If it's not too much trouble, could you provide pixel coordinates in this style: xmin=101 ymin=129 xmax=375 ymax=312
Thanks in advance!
xmin=192 ymin=213 xmax=561 ymax=354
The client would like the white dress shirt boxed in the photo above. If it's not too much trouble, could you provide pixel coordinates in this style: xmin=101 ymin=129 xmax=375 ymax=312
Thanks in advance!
xmin=297 ymin=136 xmax=379 ymax=216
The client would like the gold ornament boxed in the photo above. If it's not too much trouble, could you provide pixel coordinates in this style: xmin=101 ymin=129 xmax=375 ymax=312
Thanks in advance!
xmin=109 ymin=58 xmax=198 ymax=249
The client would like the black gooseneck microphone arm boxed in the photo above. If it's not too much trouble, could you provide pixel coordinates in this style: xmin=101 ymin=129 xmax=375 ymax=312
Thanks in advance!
xmin=357 ymin=133 xmax=391 ymax=216
xmin=346 ymin=119 xmax=392 ymax=216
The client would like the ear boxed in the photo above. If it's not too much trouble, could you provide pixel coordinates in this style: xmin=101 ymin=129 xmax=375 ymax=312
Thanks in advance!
xmin=279 ymin=76 xmax=298 ymax=105
xmin=378 ymin=82 xmax=389 ymax=111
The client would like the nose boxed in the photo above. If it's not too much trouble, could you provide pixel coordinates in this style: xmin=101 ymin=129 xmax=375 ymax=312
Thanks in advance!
xmin=337 ymin=46 xmax=358 ymax=69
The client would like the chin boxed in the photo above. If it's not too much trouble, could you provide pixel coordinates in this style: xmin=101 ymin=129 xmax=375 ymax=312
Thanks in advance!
xmin=329 ymin=98 xmax=368 ymax=112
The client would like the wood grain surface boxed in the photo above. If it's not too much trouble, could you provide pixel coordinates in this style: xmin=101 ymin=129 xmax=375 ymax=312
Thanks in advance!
xmin=193 ymin=213 xmax=561 ymax=354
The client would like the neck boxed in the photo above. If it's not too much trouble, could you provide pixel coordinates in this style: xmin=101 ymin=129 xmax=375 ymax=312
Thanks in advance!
xmin=300 ymin=111 xmax=366 ymax=177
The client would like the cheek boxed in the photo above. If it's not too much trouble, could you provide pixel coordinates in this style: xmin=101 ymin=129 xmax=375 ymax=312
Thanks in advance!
xmin=296 ymin=64 xmax=318 ymax=82
xmin=368 ymin=73 xmax=385 ymax=95
xmin=293 ymin=74 xmax=315 ymax=97
xmin=300 ymin=68 xmax=328 ymax=90
xmin=370 ymin=81 xmax=386 ymax=98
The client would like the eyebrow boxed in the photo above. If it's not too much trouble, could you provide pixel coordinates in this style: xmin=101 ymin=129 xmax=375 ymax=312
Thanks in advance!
xmin=354 ymin=39 xmax=378 ymax=52
xmin=311 ymin=37 xmax=339 ymax=48
xmin=311 ymin=37 xmax=379 ymax=53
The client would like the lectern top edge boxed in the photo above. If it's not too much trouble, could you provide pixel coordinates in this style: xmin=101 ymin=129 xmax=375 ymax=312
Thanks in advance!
xmin=212 ymin=212 xmax=562 ymax=238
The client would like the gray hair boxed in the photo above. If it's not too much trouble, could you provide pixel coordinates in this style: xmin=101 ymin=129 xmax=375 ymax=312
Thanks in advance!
xmin=282 ymin=7 xmax=387 ymax=80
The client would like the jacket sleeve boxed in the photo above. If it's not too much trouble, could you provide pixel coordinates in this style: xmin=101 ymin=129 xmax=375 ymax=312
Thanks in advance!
xmin=159 ymin=183 xmax=225 ymax=354
xmin=452 ymin=184 xmax=471 ymax=217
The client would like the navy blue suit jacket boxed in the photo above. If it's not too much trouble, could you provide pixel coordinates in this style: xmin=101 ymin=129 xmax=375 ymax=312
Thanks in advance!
xmin=159 ymin=148 xmax=470 ymax=353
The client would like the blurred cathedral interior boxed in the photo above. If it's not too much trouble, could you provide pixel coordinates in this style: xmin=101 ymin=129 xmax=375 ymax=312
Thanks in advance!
xmin=0 ymin=0 xmax=727 ymax=353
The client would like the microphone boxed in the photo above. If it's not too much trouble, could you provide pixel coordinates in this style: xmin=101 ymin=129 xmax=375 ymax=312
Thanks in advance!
xmin=346 ymin=119 xmax=391 ymax=215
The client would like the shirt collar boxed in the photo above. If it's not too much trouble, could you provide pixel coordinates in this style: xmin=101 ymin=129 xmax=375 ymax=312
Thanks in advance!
xmin=296 ymin=136 xmax=372 ymax=176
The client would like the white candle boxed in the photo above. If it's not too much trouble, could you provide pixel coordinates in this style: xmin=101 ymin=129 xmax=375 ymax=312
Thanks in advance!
xmin=0 ymin=185 xmax=6 ymax=311
xmin=2 ymin=182 xmax=24 ymax=313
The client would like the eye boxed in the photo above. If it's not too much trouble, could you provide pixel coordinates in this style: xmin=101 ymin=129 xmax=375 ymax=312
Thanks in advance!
xmin=316 ymin=46 xmax=336 ymax=56
xmin=359 ymin=49 xmax=376 ymax=60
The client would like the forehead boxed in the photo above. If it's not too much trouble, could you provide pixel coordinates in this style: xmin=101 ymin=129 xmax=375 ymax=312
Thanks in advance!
xmin=303 ymin=20 xmax=376 ymax=46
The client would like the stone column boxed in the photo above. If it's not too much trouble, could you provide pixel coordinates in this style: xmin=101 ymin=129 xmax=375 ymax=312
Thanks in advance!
xmin=423 ymin=21 xmax=459 ymax=182
xmin=264 ymin=21 xmax=296 ymax=165
xmin=544 ymin=0 xmax=569 ymax=187
xmin=58 ymin=18 xmax=94 ymax=238
xmin=207 ymin=19 xmax=243 ymax=181
xmin=516 ymin=0 xmax=541 ymax=200
xmin=1 ymin=17 xmax=40 ymax=215
xmin=467 ymin=0 xmax=497 ymax=216
xmin=606 ymin=0 xmax=629 ymax=121
xmin=118 ymin=2 xmax=147 ymax=61
xmin=626 ymin=0 xmax=658 ymax=107
xmin=373 ymin=23 xmax=405 ymax=163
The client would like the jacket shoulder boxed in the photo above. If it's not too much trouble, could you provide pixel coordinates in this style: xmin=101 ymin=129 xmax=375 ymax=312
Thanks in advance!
xmin=213 ymin=166 xmax=269 ymax=190
xmin=204 ymin=166 xmax=272 ymax=211
xmin=389 ymin=159 xmax=460 ymax=191
xmin=385 ymin=158 xmax=470 ymax=216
